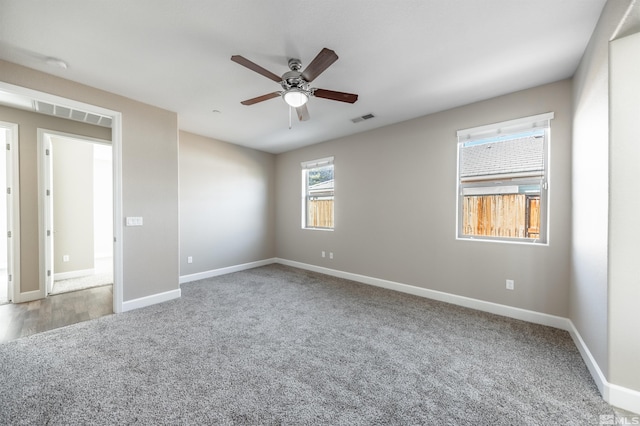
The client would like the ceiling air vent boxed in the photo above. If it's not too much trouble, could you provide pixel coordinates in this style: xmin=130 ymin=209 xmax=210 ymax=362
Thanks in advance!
xmin=34 ymin=100 xmax=112 ymax=128
xmin=55 ymin=105 xmax=72 ymax=118
xmin=99 ymin=116 xmax=113 ymax=127
xmin=71 ymin=109 xmax=88 ymax=121
xmin=351 ymin=113 xmax=375 ymax=123
xmin=35 ymin=101 xmax=55 ymax=115
xmin=86 ymin=113 xmax=102 ymax=125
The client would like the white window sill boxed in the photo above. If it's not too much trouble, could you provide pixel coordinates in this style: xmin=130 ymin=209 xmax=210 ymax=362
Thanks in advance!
xmin=302 ymin=227 xmax=334 ymax=232
xmin=456 ymin=236 xmax=548 ymax=246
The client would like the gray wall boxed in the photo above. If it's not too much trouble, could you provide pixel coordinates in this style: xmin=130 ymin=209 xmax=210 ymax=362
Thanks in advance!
xmin=52 ymin=136 xmax=95 ymax=274
xmin=276 ymin=79 xmax=572 ymax=317
xmin=0 ymin=59 xmax=179 ymax=302
xmin=569 ymin=0 xmax=631 ymax=383
xmin=609 ymin=30 xmax=640 ymax=392
xmin=570 ymin=0 xmax=639 ymax=391
xmin=179 ymin=131 xmax=276 ymax=276
xmin=0 ymin=104 xmax=110 ymax=293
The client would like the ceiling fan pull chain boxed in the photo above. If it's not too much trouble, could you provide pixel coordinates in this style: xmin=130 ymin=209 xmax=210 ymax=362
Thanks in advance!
xmin=289 ymin=106 xmax=292 ymax=130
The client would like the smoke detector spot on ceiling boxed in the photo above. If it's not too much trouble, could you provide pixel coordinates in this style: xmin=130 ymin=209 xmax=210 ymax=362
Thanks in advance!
xmin=45 ymin=57 xmax=68 ymax=70
xmin=351 ymin=113 xmax=375 ymax=123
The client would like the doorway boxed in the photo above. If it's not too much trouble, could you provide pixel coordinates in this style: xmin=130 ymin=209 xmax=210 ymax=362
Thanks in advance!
xmin=0 ymin=80 xmax=123 ymax=313
xmin=39 ymin=131 xmax=113 ymax=297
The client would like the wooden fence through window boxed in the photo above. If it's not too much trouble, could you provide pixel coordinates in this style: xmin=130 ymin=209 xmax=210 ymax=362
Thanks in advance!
xmin=462 ymin=194 xmax=540 ymax=239
xmin=308 ymin=199 xmax=334 ymax=228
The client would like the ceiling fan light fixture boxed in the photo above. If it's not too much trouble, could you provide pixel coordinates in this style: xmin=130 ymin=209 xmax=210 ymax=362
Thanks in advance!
xmin=283 ymin=88 xmax=309 ymax=108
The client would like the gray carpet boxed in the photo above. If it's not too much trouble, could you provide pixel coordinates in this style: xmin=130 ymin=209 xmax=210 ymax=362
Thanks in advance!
xmin=0 ymin=264 xmax=615 ymax=425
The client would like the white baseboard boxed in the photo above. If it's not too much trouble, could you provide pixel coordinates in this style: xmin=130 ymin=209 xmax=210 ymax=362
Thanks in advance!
xmin=276 ymin=258 xmax=640 ymax=415
xmin=276 ymin=258 xmax=570 ymax=330
xmin=609 ymin=383 xmax=640 ymax=415
xmin=54 ymin=268 xmax=94 ymax=281
xmin=568 ymin=320 xmax=640 ymax=414
xmin=122 ymin=288 xmax=181 ymax=312
xmin=566 ymin=320 xmax=608 ymax=398
xmin=122 ymin=258 xmax=277 ymax=313
xmin=179 ymin=258 xmax=277 ymax=284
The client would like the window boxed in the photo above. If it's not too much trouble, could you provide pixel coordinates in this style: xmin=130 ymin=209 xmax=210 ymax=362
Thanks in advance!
xmin=302 ymin=157 xmax=334 ymax=230
xmin=456 ymin=112 xmax=553 ymax=244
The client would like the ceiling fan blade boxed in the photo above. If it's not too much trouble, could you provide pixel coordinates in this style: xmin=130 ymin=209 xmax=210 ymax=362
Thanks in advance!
xmin=296 ymin=104 xmax=310 ymax=121
xmin=231 ymin=55 xmax=282 ymax=83
xmin=301 ymin=48 xmax=339 ymax=82
xmin=240 ymin=92 xmax=281 ymax=105
xmin=313 ymin=89 xmax=358 ymax=104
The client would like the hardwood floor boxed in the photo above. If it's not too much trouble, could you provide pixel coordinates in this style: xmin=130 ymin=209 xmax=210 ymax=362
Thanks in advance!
xmin=0 ymin=285 xmax=113 ymax=343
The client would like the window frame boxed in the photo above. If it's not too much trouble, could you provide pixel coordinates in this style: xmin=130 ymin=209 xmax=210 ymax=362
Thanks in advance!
xmin=455 ymin=112 xmax=553 ymax=245
xmin=301 ymin=156 xmax=334 ymax=231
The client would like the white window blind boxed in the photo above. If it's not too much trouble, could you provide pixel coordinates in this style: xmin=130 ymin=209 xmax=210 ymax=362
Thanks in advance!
xmin=301 ymin=156 xmax=334 ymax=169
xmin=457 ymin=112 xmax=554 ymax=142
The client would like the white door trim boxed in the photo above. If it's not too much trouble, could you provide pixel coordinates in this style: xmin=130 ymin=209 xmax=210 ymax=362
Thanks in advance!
xmin=0 ymin=121 xmax=20 ymax=303
xmin=37 ymin=130 xmax=52 ymax=298
xmin=0 ymin=81 xmax=124 ymax=313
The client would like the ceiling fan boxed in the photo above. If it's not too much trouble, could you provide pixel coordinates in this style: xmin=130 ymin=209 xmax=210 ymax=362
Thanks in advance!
xmin=231 ymin=48 xmax=358 ymax=123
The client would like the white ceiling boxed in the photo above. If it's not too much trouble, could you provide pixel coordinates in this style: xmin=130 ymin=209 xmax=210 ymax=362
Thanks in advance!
xmin=0 ymin=0 xmax=607 ymax=153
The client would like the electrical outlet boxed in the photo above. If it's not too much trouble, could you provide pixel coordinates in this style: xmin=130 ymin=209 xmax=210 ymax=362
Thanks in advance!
xmin=63 ymin=255 xmax=70 ymax=262
xmin=329 ymin=252 xmax=334 ymax=260
xmin=321 ymin=251 xmax=326 ymax=258
xmin=506 ymin=279 xmax=515 ymax=290
xmin=187 ymin=256 xmax=193 ymax=264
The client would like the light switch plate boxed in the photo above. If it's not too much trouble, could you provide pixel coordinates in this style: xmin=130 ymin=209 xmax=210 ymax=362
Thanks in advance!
xmin=126 ymin=216 xmax=143 ymax=226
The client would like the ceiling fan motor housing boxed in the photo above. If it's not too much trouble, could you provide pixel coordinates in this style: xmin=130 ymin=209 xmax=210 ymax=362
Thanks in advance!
xmin=281 ymin=58 xmax=309 ymax=91
xmin=281 ymin=59 xmax=311 ymax=102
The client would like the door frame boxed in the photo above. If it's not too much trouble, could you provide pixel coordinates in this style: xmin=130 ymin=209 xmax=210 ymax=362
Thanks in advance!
xmin=0 ymin=81 xmax=124 ymax=313
xmin=37 ymin=130 xmax=53 ymax=297
xmin=0 ymin=120 xmax=20 ymax=303
xmin=38 ymin=129 xmax=113 ymax=297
